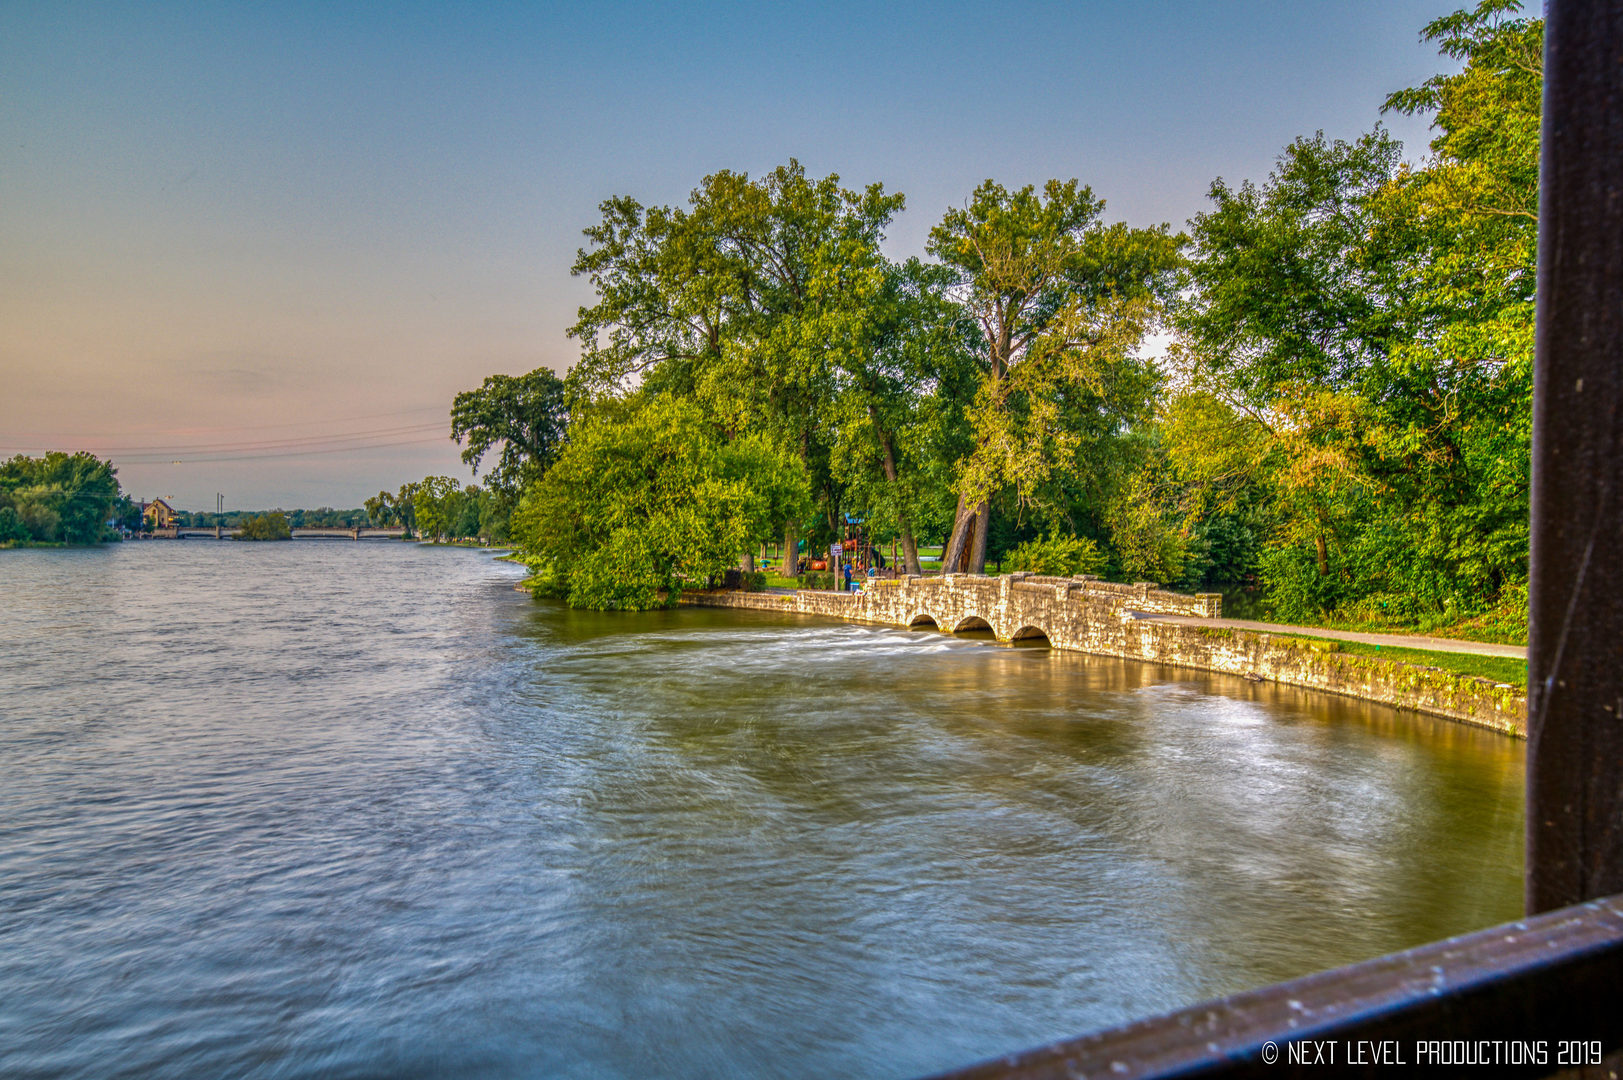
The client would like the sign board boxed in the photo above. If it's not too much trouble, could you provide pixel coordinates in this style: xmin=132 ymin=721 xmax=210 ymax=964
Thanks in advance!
xmin=829 ymin=542 xmax=843 ymax=564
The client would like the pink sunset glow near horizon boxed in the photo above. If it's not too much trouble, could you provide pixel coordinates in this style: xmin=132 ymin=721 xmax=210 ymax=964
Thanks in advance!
xmin=2 ymin=1 xmax=1457 ymax=510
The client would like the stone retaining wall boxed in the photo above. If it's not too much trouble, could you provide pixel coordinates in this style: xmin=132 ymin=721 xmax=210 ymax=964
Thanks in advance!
xmin=682 ymin=574 xmax=1525 ymax=737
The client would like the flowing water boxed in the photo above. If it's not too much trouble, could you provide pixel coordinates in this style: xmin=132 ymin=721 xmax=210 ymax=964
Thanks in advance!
xmin=0 ymin=543 xmax=1524 ymax=1078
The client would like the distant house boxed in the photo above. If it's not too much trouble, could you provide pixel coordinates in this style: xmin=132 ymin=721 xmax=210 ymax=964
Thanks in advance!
xmin=142 ymin=498 xmax=177 ymax=529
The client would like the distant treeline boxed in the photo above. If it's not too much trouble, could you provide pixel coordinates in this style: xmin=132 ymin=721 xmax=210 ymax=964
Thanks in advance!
xmin=170 ymin=507 xmax=368 ymax=528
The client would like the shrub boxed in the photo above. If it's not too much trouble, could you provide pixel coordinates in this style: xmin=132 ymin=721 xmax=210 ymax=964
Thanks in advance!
xmin=237 ymin=512 xmax=292 ymax=541
xmin=0 ymin=505 xmax=26 ymax=544
xmin=1007 ymin=533 xmax=1107 ymax=577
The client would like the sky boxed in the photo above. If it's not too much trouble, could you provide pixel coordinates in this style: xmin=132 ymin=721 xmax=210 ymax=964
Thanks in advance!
xmin=1 ymin=0 xmax=1464 ymax=510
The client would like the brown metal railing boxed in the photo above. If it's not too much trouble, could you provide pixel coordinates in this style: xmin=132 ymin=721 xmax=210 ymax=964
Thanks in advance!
xmin=928 ymin=894 xmax=1623 ymax=1078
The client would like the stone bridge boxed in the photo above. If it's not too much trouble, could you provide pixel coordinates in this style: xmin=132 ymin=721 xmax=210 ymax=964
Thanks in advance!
xmin=873 ymin=573 xmax=1221 ymax=644
xmin=691 ymin=572 xmax=1221 ymax=647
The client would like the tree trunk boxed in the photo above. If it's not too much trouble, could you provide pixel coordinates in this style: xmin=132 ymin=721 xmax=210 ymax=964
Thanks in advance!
xmin=784 ymin=522 xmax=799 ymax=576
xmin=898 ymin=528 xmax=921 ymax=576
xmin=740 ymin=552 xmax=755 ymax=573
xmin=941 ymin=493 xmax=973 ymax=574
xmin=969 ymin=502 xmax=990 ymax=574
xmin=1315 ymin=533 xmax=1328 ymax=576
xmin=870 ymin=417 xmax=923 ymax=575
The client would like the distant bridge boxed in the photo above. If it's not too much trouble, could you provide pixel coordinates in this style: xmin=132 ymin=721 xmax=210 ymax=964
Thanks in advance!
xmin=166 ymin=526 xmax=408 ymax=540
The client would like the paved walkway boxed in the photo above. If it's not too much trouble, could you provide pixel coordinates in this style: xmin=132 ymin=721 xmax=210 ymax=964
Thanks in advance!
xmin=1128 ymin=613 xmax=1526 ymax=659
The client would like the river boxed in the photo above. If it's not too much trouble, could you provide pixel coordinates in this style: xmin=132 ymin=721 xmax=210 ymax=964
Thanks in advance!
xmin=0 ymin=542 xmax=1524 ymax=1078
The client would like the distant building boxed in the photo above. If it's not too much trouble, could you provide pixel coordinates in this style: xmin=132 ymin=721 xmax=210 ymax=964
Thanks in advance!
xmin=142 ymin=498 xmax=177 ymax=529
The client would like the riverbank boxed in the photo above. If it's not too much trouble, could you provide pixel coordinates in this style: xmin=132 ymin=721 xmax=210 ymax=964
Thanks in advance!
xmin=681 ymin=574 xmax=1527 ymax=737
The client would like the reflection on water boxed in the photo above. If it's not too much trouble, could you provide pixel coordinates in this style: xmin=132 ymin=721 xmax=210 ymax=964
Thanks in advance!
xmin=0 ymin=544 xmax=1523 ymax=1078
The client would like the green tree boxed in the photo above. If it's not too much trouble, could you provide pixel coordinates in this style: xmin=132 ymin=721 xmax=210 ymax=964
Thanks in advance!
xmin=237 ymin=512 xmax=292 ymax=540
xmin=394 ymin=482 xmax=419 ymax=535
xmin=1366 ymin=0 xmax=1538 ymax=622
xmin=825 ymin=258 xmax=979 ymax=574
xmin=568 ymin=160 xmax=906 ymax=573
xmin=111 ymin=495 xmax=143 ymax=533
xmin=451 ymin=368 xmax=570 ymax=496
xmin=927 ymin=180 xmax=1183 ymax=573
xmin=1007 ymin=533 xmax=1106 ymax=577
xmin=0 ymin=506 xmax=27 ymax=544
xmin=0 ymin=452 xmax=122 ymax=545
xmin=1173 ymin=129 xmax=1406 ymax=614
xmin=365 ymin=491 xmax=396 ymax=527
xmin=412 ymin=477 xmax=461 ymax=541
xmin=511 ymin=395 xmax=810 ymax=610
xmin=1165 ymin=1 xmax=1540 ymax=629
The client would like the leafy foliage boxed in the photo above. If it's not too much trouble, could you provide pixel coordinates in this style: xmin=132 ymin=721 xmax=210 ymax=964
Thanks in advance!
xmin=926 ymin=178 xmax=1184 ymax=571
xmin=0 ymin=452 xmax=122 ymax=545
xmin=451 ymin=368 xmax=570 ymax=496
xmin=1007 ymin=533 xmax=1106 ymax=577
xmin=236 ymin=512 xmax=292 ymax=541
xmin=510 ymin=395 xmax=810 ymax=610
xmin=1161 ymin=1 xmax=1539 ymax=631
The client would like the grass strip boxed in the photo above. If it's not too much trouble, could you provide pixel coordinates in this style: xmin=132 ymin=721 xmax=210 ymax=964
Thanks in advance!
xmin=1267 ymin=633 xmax=1526 ymax=687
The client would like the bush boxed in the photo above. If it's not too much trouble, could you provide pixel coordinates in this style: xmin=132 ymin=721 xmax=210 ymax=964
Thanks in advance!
xmin=1007 ymin=533 xmax=1106 ymax=577
xmin=0 ymin=505 xmax=26 ymax=544
xmin=1257 ymin=544 xmax=1342 ymax=622
xmin=237 ymin=512 xmax=292 ymax=541
xmin=797 ymin=571 xmax=838 ymax=591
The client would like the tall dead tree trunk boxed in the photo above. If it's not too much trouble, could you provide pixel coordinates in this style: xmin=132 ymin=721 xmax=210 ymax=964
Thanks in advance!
xmin=941 ymin=496 xmax=989 ymax=573
xmin=940 ymin=493 xmax=973 ymax=573
xmin=969 ymin=503 xmax=990 ymax=574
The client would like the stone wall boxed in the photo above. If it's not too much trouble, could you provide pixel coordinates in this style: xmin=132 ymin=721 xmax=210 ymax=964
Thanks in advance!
xmin=681 ymin=574 xmax=1525 ymax=737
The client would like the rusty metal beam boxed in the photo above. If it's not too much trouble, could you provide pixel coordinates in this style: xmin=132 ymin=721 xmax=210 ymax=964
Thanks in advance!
xmin=923 ymin=894 xmax=1623 ymax=1080
xmin=1528 ymin=0 xmax=1623 ymax=915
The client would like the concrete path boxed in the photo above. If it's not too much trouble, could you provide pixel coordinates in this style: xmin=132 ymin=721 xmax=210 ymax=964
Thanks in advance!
xmin=1127 ymin=612 xmax=1526 ymax=659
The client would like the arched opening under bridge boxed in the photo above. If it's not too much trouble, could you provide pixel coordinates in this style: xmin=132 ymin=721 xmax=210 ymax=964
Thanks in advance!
xmin=1009 ymin=625 xmax=1052 ymax=646
xmin=951 ymin=615 xmax=995 ymax=638
xmin=908 ymin=614 xmax=940 ymax=630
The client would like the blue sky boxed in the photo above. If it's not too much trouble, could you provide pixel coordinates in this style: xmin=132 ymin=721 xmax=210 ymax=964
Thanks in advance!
xmin=1 ymin=1 xmax=1462 ymax=508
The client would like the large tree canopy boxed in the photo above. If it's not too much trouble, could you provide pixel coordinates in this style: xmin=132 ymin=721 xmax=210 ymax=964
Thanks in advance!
xmin=927 ymin=179 xmax=1184 ymax=573
xmin=1163 ymin=0 xmax=1539 ymax=628
xmin=0 ymin=452 xmax=122 ymax=545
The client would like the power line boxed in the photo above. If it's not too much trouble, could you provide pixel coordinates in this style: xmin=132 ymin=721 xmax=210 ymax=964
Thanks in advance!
xmin=0 ymin=421 xmax=451 ymax=456
xmin=109 ymin=433 xmax=456 ymax=464
xmin=5 ymin=405 xmax=451 ymax=442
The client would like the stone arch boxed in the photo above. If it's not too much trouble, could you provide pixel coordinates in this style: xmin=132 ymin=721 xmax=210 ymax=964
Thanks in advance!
xmin=1010 ymin=625 xmax=1052 ymax=645
xmin=951 ymin=615 xmax=994 ymax=635
xmin=908 ymin=613 xmax=941 ymax=629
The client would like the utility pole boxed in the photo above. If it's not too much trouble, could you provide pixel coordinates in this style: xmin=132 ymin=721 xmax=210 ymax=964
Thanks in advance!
xmin=216 ymin=492 xmax=223 ymax=540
